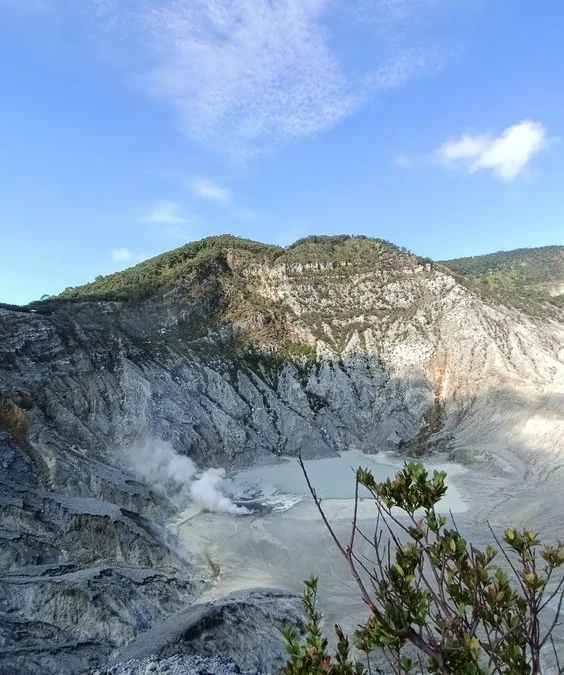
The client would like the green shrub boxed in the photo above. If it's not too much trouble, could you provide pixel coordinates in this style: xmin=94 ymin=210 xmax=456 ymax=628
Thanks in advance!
xmin=284 ymin=462 xmax=564 ymax=675
xmin=284 ymin=577 xmax=370 ymax=675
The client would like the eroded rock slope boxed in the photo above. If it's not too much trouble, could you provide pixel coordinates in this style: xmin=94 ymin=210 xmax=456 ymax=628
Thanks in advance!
xmin=1 ymin=235 xmax=563 ymax=674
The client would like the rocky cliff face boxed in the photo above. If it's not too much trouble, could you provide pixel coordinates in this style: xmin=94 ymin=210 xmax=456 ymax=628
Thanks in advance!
xmin=1 ymin=236 xmax=563 ymax=674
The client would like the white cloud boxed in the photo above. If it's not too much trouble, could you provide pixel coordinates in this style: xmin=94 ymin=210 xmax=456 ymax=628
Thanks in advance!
xmin=189 ymin=178 xmax=258 ymax=220
xmin=111 ymin=247 xmax=133 ymax=261
xmin=438 ymin=134 xmax=490 ymax=161
xmin=350 ymin=0 xmax=446 ymax=24
xmin=191 ymin=179 xmax=231 ymax=202
xmin=366 ymin=46 xmax=445 ymax=90
xmin=110 ymin=249 xmax=152 ymax=266
xmin=142 ymin=0 xmax=359 ymax=159
xmin=437 ymin=120 xmax=551 ymax=181
xmin=394 ymin=154 xmax=414 ymax=168
xmin=397 ymin=120 xmax=553 ymax=180
xmin=91 ymin=0 xmax=451 ymax=158
xmin=141 ymin=200 xmax=188 ymax=225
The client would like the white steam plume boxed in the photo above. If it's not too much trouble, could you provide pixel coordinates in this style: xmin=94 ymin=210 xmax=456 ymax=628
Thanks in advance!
xmin=122 ymin=441 xmax=250 ymax=515
xmin=190 ymin=468 xmax=249 ymax=515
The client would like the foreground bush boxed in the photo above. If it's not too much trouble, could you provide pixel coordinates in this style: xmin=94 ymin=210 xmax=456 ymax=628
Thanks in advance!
xmin=283 ymin=462 xmax=564 ymax=675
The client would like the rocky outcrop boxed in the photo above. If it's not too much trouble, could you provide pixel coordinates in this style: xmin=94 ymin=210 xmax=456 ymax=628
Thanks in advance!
xmin=1 ymin=236 xmax=563 ymax=674
xmin=0 ymin=427 xmax=199 ymax=675
xmin=110 ymin=589 xmax=302 ymax=674
xmin=91 ymin=655 xmax=260 ymax=675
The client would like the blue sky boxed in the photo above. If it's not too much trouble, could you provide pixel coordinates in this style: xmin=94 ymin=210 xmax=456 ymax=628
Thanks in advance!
xmin=0 ymin=0 xmax=563 ymax=305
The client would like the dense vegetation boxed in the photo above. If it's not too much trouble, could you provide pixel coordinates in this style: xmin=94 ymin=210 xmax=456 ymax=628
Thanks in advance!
xmin=285 ymin=462 xmax=564 ymax=675
xmin=57 ymin=235 xmax=410 ymax=302
xmin=442 ymin=246 xmax=564 ymax=284
xmin=442 ymin=246 xmax=564 ymax=304
xmin=284 ymin=235 xmax=418 ymax=267
xmin=19 ymin=235 xmax=557 ymax=323
xmin=59 ymin=235 xmax=281 ymax=301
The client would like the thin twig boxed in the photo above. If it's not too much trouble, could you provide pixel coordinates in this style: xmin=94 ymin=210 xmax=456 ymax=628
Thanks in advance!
xmin=539 ymin=580 xmax=564 ymax=649
xmin=487 ymin=522 xmax=527 ymax=596
xmin=349 ymin=471 xmax=360 ymax=553
xmin=549 ymin=634 xmax=563 ymax=674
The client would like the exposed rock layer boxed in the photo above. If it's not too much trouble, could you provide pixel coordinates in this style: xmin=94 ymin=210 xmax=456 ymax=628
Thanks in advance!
xmin=1 ymin=237 xmax=563 ymax=674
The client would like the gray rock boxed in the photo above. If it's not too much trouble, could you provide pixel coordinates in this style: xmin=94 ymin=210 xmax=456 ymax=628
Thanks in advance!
xmin=112 ymin=589 xmax=302 ymax=674
xmin=85 ymin=654 xmax=254 ymax=675
xmin=1 ymin=249 xmax=563 ymax=675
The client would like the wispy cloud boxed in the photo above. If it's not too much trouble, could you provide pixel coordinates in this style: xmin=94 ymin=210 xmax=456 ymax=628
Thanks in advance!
xmin=191 ymin=178 xmax=231 ymax=202
xmin=437 ymin=120 xmax=552 ymax=181
xmin=111 ymin=247 xmax=133 ymax=262
xmin=189 ymin=177 xmax=258 ymax=221
xmin=140 ymin=0 xmax=358 ymax=159
xmin=347 ymin=0 xmax=448 ymax=24
xmin=396 ymin=120 xmax=554 ymax=181
xmin=111 ymin=248 xmax=149 ymax=265
xmin=394 ymin=154 xmax=414 ymax=168
xmin=140 ymin=200 xmax=189 ymax=225
xmin=91 ymin=0 xmax=453 ymax=159
xmin=366 ymin=45 xmax=446 ymax=90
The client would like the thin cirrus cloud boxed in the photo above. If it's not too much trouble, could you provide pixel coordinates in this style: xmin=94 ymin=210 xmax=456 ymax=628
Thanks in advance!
xmin=111 ymin=247 xmax=132 ymax=262
xmin=110 ymin=248 xmax=148 ymax=265
xmin=139 ymin=200 xmax=196 ymax=241
xmin=140 ymin=200 xmax=189 ymax=225
xmin=190 ymin=178 xmax=258 ymax=221
xmin=347 ymin=0 xmax=449 ymax=24
xmin=91 ymin=0 xmax=452 ymax=159
xmin=191 ymin=179 xmax=231 ymax=203
xmin=397 ymin=120 xmax=553 ymax=181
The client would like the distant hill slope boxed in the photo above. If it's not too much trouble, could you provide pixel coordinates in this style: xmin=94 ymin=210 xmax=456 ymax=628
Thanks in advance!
xmin=441 ymin=245 xmax=564 ymax=305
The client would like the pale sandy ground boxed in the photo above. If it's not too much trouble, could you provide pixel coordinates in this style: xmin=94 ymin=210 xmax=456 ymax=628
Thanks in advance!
xmin=174 ymin=451 xmax=564 ymax=666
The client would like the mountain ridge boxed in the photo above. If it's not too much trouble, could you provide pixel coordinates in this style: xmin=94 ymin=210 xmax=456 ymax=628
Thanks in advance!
xmin=51 ymin=235 xmax=562 ymax=303
xmin=4 ymin=235 xmax=557 ymax=323
xmin=53 ymin=235 xmax=417 ymax=302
